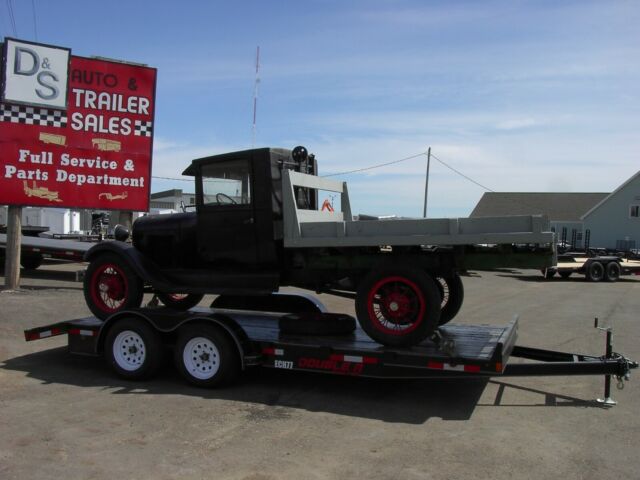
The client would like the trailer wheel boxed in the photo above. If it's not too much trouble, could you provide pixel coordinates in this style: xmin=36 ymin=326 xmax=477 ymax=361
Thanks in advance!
xmin=586 ymin=261 xmax=604 ymax=282
xmin=21 ymin=253 xmax=43 ymax=270
xmin=605 ymin=262 xmax=621 ymax=282
xmin=436 ymin=274 xmax=464 ymax=325
xmin=541 ymin=268 xmax=556 ymax=279
xmin=174 ymin=324 xmax=240 ymax=388
xmin=84 ymin=254 xmax=143 ymax=320
xmin=355 ymin=267 xmax=441 ymax=346
xmin=105 ymin=318 xmax=163 ymax=380
xmin=157 ymin=293 xmax=204 ymax=310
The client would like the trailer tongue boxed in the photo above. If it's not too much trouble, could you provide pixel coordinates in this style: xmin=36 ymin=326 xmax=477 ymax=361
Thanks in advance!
xmin=24 ymin=301 xmax=637 ymax=405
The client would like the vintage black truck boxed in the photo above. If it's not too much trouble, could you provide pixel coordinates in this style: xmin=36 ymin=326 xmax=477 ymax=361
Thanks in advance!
xmin=82 ymin=146 xmax=555 ymax=346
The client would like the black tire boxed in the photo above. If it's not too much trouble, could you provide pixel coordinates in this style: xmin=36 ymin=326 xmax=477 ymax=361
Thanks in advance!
xmin=157 ymin=293 xmax=204 ymax=310
xmin=355 ymin=267 xmax=441 ymax=347
xmin=586 ymin=261 xmax=604 ymax=282
xmin=436 ymin=274 xmax=464 ymax=325
xmin=605 ymin=262 xmax=621 ymax=282
xmin=21 ymin=253 xmax=43 ymax=270
xmin=84 ymin=253 xmax=143 ymax=320
xmin=174 ymin=324 xmax=240 ymax=388
xmin=104 ymin=318 xmax=164 ymax=380
xmin=559 ymin=271 xmax=572 ymax=279
xmin=279 ymin=313 xmax=356 ymax=335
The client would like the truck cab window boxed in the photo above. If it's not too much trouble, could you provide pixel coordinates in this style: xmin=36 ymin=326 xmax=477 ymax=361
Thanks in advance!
xmin=201 ymin=159 xmax=252 ymax=206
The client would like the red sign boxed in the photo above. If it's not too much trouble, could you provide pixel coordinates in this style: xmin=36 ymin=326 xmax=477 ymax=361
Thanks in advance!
xmin=0 ymin=51 xmax=156 ymax=211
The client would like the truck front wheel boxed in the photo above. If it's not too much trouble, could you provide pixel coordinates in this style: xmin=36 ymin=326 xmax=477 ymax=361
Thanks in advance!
xmin=84 ymin=253 xmax=144 ymax=320
xmin=355 ymin=268 xmax=441 ymax=346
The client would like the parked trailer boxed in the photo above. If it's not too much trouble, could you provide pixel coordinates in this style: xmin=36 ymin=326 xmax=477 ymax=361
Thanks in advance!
xmin=0 ymin=232 xmax=92 ymax=270
xmin=543 ymin=254 xmax=640 ymax=282
xmin=24 ymin=293 xmax=637 ymax=405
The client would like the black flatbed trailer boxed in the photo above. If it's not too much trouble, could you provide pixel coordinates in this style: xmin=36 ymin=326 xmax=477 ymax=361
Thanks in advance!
xmin=24 ymin=301 xmax=637 ymax=405
xmin=0 ymin=232 xmax=92 ymax=269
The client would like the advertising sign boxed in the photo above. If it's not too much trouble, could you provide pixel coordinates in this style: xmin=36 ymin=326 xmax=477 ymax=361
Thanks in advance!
xmin=0 ymin=38 xmax=156 ymax=211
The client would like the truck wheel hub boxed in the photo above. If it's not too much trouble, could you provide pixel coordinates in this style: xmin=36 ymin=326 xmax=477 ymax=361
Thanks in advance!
xmin=99 ymin=272 xmax=125 ymax=301
xmin=383 ymin=292 xmax=412 ymax=319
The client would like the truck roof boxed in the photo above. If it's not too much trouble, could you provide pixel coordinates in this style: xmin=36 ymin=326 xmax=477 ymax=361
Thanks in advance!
xmin=182 ymin=147 xmax=293 ymax=176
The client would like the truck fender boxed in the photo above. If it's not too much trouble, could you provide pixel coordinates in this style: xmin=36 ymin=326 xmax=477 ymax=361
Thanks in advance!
xmin=96 ymin=310 xmax=251 ymax=370
xmin=83 ymin=242 xmax=166 ymax=289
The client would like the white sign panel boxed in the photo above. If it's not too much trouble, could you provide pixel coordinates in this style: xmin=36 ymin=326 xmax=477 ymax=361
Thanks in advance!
xmin=2 ymin=38 xmax=70 ymax=109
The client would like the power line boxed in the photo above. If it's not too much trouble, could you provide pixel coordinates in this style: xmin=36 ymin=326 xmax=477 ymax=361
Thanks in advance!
xmin=430 ymin=152 xmax=494 ymax=192
xmin=321 ymin=152 xmax=427 ymax=177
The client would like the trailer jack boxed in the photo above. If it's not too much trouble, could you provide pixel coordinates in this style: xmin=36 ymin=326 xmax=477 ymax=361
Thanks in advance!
xmin=594 ymin=317 xmax=638 ymax=407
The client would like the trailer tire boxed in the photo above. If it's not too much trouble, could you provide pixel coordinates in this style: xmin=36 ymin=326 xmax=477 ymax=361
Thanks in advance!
xmin=605 ymin=262 xmax=621 ymax=282
xmin=586 ymin=261 xmax=604 ymax=282
xmin=20 ymin=253 xmax=43 ymax=270
xmin=105 ymin=318 xmax=163 ymax=380
xmin=436 ymin=275 xmax=464 ymax=325
xmin=541 ymin=268 xmax=556 ymax=279
xmin=174 ymin=324 xmax=240 ymax=388
xmin=84 ymin=253 xmax=144 ymax=320
xmin=157 ymin=293 xmax=204 ymax=310
xmin=279 ymin=313 xmax=356 ymax=335
xmin=355 ymin=267 xmax=441 ymax=347
xmin=559 ymin=271 xmax=572 ymax=279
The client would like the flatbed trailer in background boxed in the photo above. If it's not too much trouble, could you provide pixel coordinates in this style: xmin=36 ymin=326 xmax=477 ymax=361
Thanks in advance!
xmin=24 ymin=294 xmax=637 ymax=406
xmin=543 ymin=254 xmax=640 ymax=282
xmin=0 ymin=233 xmax=92 ymax=269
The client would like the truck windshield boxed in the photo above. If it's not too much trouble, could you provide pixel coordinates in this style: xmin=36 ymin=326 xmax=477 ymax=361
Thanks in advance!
xmin=201 ymin=159 xmax=252 ymax=206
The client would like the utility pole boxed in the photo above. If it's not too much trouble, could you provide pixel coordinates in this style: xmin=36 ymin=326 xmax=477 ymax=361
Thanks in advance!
xmin=4 ymin=205 xmax=22 ymax=290
xmin=423 ymin=147 xmax=431 ymax=218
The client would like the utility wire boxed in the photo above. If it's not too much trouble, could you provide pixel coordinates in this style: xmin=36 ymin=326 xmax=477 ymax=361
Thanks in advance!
xmin=321 ymin=152 xmax=427 ymax=177
xmin=430 ymin=152 xmax=494 ymax=192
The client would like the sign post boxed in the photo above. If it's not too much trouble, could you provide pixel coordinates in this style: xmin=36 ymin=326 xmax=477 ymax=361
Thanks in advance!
xmin=1 ymin=38 xmax=156 ymax=288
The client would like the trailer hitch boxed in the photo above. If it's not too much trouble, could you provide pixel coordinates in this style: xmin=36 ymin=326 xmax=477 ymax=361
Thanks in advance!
xmin=594 ymin=318 xmax=638 ymax=406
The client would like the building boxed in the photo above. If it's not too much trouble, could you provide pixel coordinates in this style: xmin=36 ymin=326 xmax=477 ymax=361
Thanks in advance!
xmin=470 ymin=171 xmax=640 ymax=250
xmin=150 ymin=189 xmax=196 ymax=213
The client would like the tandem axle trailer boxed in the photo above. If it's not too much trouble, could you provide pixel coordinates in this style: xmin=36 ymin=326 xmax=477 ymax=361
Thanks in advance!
xmin=24 ymin=294 xmax=637 ymax=406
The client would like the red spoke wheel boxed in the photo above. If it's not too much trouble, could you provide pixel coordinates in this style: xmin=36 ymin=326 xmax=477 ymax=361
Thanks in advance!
xmin=84 ymin=253 xmax=143 ymax=320
xmin=435 ymin=274 xmax=464 ymax=325
xmin=356 ymin=267 xmax=441 ymax=346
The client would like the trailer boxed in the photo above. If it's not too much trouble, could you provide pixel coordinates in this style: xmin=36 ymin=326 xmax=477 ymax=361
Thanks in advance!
xmin=0 ymin=232 xmax=92 ymax=270
xmin=542 ymin=254 xmax=640 ymax=282
xmin=23 ymin=293 xmax=637 ymax=405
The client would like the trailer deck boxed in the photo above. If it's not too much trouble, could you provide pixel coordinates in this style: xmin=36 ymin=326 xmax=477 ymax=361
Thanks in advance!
xmin=24 ymin=305 xmax=637 ymax=399
xmin=0 ymin=232 xmax=93 ymax=264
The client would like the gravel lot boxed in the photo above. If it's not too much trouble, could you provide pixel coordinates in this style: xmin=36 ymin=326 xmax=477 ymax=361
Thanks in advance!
xmin=1 ymin=261 xmax=639 ymax=480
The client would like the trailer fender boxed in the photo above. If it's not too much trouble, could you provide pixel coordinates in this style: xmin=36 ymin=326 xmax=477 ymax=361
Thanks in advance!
xmin=96 ymin=310 xmax=251 ymax=370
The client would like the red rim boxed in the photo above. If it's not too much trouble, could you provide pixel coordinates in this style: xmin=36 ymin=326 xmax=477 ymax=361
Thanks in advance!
xmin=366 ymin=276 xmax=426 ymax=335
xmin=167 ymin=293 xmax=189 ymax=301
xmin=90 ymin=263 xmax=129 ymax=313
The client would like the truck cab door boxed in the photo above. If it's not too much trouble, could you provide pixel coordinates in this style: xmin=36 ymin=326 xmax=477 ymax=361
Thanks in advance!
xmin=196 ymin=157 xmax=258 ymax=266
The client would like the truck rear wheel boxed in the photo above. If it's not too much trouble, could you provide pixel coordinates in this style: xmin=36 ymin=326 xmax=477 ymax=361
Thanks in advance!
xmin=436 ymin=274 xmax=464 ymax=325
xmin=605 ymin=262 xmax=621 ymax=282
xmin=104 ymin=318 xmax=163 ymax=380
xmin=355 ymin=267 xmax=441 ymax=346
xmin=157 ymin=293 xmax=204 ymax=310
xmin=174 ymin=324 xmax=240 ymax=388
xmin=84 ymin=254 xmax=143 ymax=320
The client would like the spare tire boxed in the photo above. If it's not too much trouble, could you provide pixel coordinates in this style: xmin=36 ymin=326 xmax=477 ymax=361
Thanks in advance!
xmin=279 ymin=313 xmax=356 ymax=336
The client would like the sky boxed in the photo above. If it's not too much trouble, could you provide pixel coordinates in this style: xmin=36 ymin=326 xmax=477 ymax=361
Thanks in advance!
xmin=2 ymin=0 xmax=639 ymax=217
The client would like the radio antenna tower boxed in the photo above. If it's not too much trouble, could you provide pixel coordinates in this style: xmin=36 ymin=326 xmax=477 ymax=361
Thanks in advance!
xmin=252 ymin=46 xmax=260 ymax=147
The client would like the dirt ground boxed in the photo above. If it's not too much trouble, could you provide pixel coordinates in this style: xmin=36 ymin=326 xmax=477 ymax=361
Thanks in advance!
xmin=1 ymin=261 xmax=639 ymax=480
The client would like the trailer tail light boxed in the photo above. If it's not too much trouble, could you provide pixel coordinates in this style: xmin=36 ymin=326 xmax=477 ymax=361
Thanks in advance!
xmin=495 ymin=362 xmax=503 ymax=372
